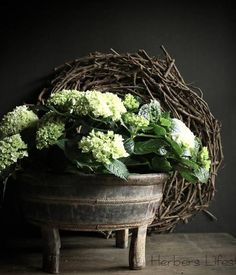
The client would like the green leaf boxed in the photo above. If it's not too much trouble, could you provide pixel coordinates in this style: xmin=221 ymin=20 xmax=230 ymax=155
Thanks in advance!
xmin=162 ymin=112 xmax=171 ymax=119
xmin=48 ymin=105 xmax=70 ymax=116
xmin=124 ymin=138 xmax=135 ymax=154
xmin=75 ymin=160 xmax=92 ymax=169
xmin=160 ymin=117 xmax=172 ymax=128
xmin=134 ymin=139 xmax=165 ymax=155
xmin=194 ymin=167 xmax=210 ymax=184
xmin=165 ymin=136 xmax=183 ymax=157
xmin=177 ymin=167 xmax=198 ymax=183
xmin=191 ymin=137 xmax=201 ymax=161
xmin=124 ymin=158 xmax=149 ymax=167
xmin=105 ymin=159 xmax=129 ymax=180
xmin=138 ymin=99 xmax=161 ymax=122
xmin=180 ymin=158 xmax=199 ymax=170
xmin=75 ymin=158 xmax=102 ymax=171
xmin=31 ymin=105 xmax=50 ymax=113
xmin=151 ymin=156 xmax=172 ymax=172
xmin=0 ymin=174 xmax=11 ymax=205
xmin=56 ymin=139 xmax=68 ymax=150
xmin=153 ymin=124 xmax=166 ymax=137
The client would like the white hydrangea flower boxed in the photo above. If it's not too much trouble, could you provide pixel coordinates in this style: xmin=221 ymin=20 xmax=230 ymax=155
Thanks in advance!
xmin=35 ymin=112 xmax=65 ymax=150
xmin=103 ymin=92 xmax=127 ymax=121
xmin=47 ymin=89 xmax=127 ymax=121
xmin=170 ymin=118 xmax=196 ymax=150
xmin=79 ymin=130 xmax=129 ymax=164
xmin=111 ymin=133 xmax=129 ymax=159
xmin=85 ymin=90 xmax=112 ymax=119
xmin=47 ymin=90 xmax=84 ymax=112
xmin=73 ymin=94 xmax=90 ymax=115
xmin=0 ymin=105 xmax=38 ymax=137
xmin=0 ymin=134 xmax=28 ymax=173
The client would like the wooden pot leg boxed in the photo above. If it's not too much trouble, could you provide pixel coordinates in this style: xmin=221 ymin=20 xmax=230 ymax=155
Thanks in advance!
xmin=115 ymin=229 xmax=129 ymax=248
xmin=129 ymin=225 xmax=147 ymax=270
xmin=41 ymin=227 xmax=61 ymax=274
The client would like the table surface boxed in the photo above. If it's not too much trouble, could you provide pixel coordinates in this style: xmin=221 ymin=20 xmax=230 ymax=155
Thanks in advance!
xmin=0 ymin=232 xmax=236 ymax=275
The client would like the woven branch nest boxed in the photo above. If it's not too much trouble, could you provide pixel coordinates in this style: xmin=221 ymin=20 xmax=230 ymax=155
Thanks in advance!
xmin=38 ymin=46 xmax=223 ymax=233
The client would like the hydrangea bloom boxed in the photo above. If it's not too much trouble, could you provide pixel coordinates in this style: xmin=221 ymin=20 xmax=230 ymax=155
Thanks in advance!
xmin=47 ymin=89 xmax=127 ymax=121
xmin=0 ymin=134 xmax=28 ymax=173
xmin=123 ymin=94 xmax=140 ymax=110
xmin=36 ymin=112 xmax=65 ymax=150
xmin=123 ymin=113 xmax=149 ymax=128
xmin=73 ymin=95 xmax=90 ymax=116
xmin=84 ymin=90 xmax=127 ymax=121
xmin=79 ymin=130 xmax=129 ymax=164
xmin=0 ymin=105 xmax=38 ymax=137
xmin=170 ymin=118 xmax=195 ymax=150
xmin=198 ymin=146 xmax=211 ymax=171
xmin=47 ymin=90 xmax=84 ymax=112
xmin=84 ymin=90 xmax=112 ymax=119
xmin=138 ymin=99 xmax=161 ymax=122
xmin=103 ymin=92 xmax=127 ymax=121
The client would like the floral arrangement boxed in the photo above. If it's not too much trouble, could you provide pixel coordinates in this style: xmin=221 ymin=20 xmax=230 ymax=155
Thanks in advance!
xmin=0 ymin=90 xmax=211 ymax=183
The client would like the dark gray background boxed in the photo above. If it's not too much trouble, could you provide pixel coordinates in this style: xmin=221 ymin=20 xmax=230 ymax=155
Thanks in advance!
xmin=0 ymin=0 xmax=235 ymax=238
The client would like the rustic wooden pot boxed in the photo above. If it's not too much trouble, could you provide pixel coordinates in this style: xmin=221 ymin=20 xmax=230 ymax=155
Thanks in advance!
xmin=18 ymin=172 xmax=168 ymax=273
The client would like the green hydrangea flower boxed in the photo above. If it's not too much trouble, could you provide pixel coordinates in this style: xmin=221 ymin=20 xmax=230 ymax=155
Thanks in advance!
xmin=0 ymin=105 xmax=38 ymax=137
xmin=0 ymin=134 xmax=28 ymax=173
xmin=123 ymin=94 xmax=140 ymax=110
xmin=47 ymin=90 xmax=84 ymax=112
xmin=79 ymin=130 xmax=129 ymax=164
xmin=198 ymin=146 xmax=211 ymax=171
xmin=123 ymin=113 xmax=149 ymax=128
xmin=36 ymin=112 xmax=65 ymax=150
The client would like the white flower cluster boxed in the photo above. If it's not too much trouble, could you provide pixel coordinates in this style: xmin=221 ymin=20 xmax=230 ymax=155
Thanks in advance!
xmin=47 ymin=89 xmax=127 ymax=121
xmin=0 ymin=105 xmax=38 ymax=137
xmin=170 ymin=118 xmax=196 ymax=151
xmin=35 ymin=112 xmax=65 ymax=150
xmin=0 ymin=134 xmax=28 ymax=173
xmin=100 ymin=92 xmax=127 ymax=121
xmin=79 ymin=130 xmax=129 ymax=164
xmin=82 ymin=91 xmax=112 ymax=118
xmin=47 ymin=90 xmax=85 ymax=112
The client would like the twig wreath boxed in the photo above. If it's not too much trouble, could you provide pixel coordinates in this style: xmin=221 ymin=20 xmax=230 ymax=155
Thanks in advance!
xmin=36 ymin=46 xmax=223 ymax=233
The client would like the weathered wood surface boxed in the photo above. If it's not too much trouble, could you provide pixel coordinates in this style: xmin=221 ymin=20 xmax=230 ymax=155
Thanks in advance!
xmin=17 ymin=173 xmax=168 ymax=273
xmin=41 ymin=227 xmax=61 ymax=274
xmin=18 ymin=172 xmax=166 ymax=231
xmin=115 ymin=229 xmax=129 ymax=249
xmin=129 ymin=225 xmax=147 ymax=269
xmin=0 ymin=233 xmax=235 ymax=275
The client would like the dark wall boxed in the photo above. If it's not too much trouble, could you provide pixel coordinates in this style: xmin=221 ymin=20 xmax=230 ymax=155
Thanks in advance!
xmin=0 ymin=1 xmax=235 ymax=237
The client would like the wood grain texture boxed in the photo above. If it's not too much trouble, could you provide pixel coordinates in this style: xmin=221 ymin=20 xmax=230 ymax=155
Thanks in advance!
xmin=129 ymin=225 xmax=148 ymax=270
xmin=115 ymin=229 xmax=129 ymax=249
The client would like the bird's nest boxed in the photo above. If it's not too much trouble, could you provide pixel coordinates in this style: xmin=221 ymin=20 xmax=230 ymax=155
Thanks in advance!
xmin=38 ymin=46 xmax=223 ymax=233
